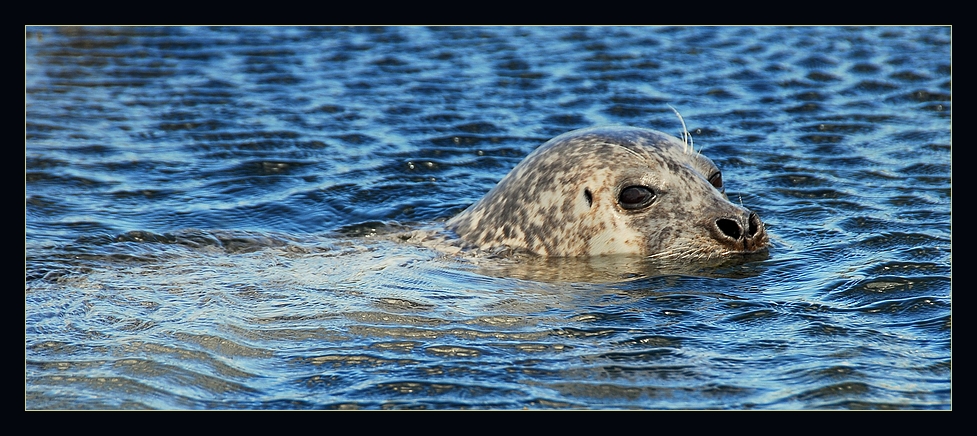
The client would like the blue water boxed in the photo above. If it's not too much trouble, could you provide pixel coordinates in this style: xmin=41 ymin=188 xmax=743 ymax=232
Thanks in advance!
xmin=25 ymin=26 xmax=951 ymax=409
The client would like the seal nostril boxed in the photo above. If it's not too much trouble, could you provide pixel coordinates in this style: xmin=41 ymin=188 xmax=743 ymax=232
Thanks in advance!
xmin=747 ymin=212 xmax=761 ymax=237
xmin=716 ymin=218 xmax=742 ymax=240
xmin=584 ymin=189 xmax=593 ymax=208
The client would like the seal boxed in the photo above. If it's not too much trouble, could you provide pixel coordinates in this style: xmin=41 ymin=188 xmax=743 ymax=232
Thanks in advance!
xmin=446 ymin=125 xmax=768 ymax=259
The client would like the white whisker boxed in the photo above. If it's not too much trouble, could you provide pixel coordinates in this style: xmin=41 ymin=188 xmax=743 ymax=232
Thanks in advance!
xmin=667 ymin=104 xmax=694 ymax=154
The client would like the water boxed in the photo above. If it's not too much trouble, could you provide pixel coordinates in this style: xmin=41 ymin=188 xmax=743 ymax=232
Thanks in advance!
xmin=25 ymin=26 xmax=951 ymax=410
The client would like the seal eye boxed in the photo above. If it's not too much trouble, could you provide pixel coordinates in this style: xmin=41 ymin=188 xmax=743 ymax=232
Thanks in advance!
xmin=618 ymin=186 xmax=656 ymax=210
xmin=709 ymin=172 xmax=724 ymax=192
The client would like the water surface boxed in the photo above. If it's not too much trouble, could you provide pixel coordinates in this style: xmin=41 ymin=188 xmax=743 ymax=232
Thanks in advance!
xmin=25 ymin=26 xmax=951 ymax=409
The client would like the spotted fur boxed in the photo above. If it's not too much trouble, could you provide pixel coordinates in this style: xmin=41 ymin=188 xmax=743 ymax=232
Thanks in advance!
xmin=446 ymin=126 xmax=768 ymax=258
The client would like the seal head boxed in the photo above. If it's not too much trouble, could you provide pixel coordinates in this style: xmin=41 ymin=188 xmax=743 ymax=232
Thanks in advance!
xmin=446 ymin=126 xmax=768 ymax=259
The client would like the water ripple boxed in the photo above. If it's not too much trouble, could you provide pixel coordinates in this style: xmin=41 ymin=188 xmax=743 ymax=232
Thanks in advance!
xmin=26 ymin=26 xmax=950 ymax=410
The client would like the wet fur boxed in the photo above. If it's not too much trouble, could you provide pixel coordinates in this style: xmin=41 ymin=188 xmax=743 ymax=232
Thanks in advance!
xmin=447 ymin=125 xmax=769 ymax=259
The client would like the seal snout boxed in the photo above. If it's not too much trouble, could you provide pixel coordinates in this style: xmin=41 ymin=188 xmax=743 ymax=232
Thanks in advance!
xmin=714 ymin=212 xmax=767 ymax=252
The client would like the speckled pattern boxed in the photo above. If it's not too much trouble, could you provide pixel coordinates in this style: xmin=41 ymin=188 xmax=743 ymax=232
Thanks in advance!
xmin=26 ymin=26 xmax=950 ymax=410
xmin=447 ymin=126 xmax=768 ymax=257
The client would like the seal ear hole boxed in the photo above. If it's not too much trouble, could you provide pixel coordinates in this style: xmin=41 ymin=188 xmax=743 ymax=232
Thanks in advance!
xmin=584 ymin=189 xmax=593 ymax=208
xmin=618 ymin=185 xmax=656 ymax=210
xmin=709 ymin=172 xmax=724 ymax=192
